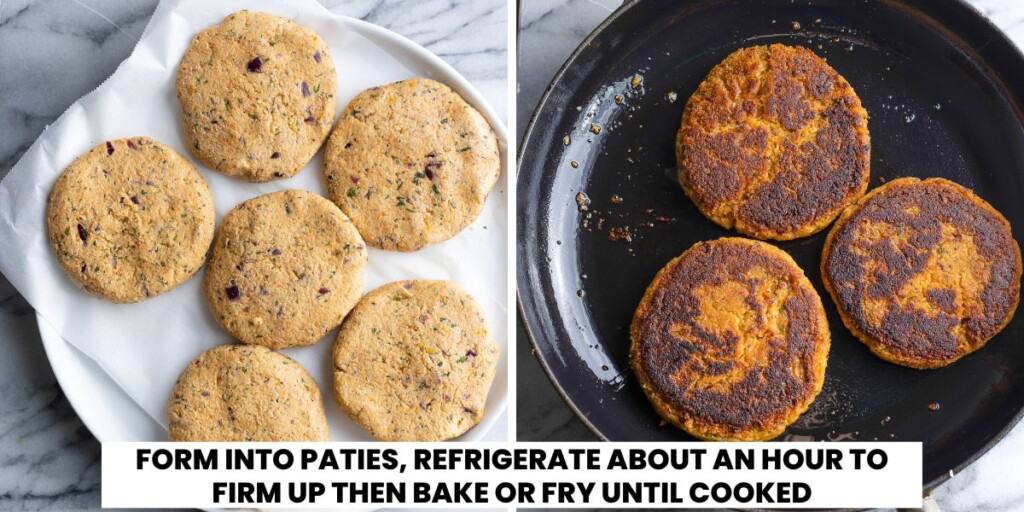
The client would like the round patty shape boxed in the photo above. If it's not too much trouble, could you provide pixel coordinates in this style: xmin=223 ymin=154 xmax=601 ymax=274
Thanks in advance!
xmin=47 ymin=137 xmax=215 ymax=303
xmin=822 ymin=177 xmax=1022 ymax=369
xmin=205 ymin=190 xmax=367 ymax=349
xmin=168 ymin=344 xmax=328 ymax=441
xmin=677 ymin=44 xmax=870 ymax=240
xmin=176 ymin=10 xmax=336 ymax=181
xmin=631 ymin=237 xmax=830 ymax=440
xmin=323 ymin=78 xmax=501 ymax=251
xmin=332 ymin=280 xmax=499 ymax=441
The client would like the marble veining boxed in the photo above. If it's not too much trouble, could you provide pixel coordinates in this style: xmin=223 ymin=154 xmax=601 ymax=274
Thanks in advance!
xmin=0 ymin=0 xmax=505 ymax=509
xmin=517 ymin=1 xmax=1024 ymax=511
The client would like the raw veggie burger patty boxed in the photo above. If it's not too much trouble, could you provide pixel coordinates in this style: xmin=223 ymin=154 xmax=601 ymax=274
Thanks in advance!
xmin=47 ymin=137 xmax=214 ymax=303
xmin=205 ymin=190 xmax=367 ymax=349
xmin=676 ymin=44 xmax=870 ymax=240
xmin=631 ymin=237 xmax=830 ymax=441
xmin=168 ymin=344 xmax=328 ymax=441
xmin=176 ymin=10 xmax=336 ymax=181
xmin=822 ymin=177 xmax=1021 ymax=369
xmin=332 ymin=280 xmax=499 ymax=441
xmin=323 ymin=78 xmax=501 ymax=251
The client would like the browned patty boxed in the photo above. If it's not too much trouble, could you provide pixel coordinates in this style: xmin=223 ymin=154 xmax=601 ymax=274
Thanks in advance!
xmin=822 ymin=177 xmax=1022 ymax=368
xmin=631 ymin=237 xmax=830 ymax=440
xmin=676 ymin=44 xmax=870 ymax=240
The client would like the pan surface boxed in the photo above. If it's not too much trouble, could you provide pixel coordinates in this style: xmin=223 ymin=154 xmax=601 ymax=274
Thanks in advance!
xmin=517 ymin=0 xmax=1024 ymax=490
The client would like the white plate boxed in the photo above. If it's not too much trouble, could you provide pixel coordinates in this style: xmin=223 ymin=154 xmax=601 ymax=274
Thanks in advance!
xmin=32 ymin=9 xmax=508 ymax=445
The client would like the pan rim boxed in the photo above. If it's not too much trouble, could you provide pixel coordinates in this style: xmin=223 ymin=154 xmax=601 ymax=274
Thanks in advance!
xmin=516 ymin=0 xmax=1024 ymax=497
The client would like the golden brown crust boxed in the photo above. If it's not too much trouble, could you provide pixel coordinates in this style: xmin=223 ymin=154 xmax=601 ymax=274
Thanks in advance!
xmin=168 ymin=344 xmax=328 ymax=442
xmin=630 ymin=237 xmax=830 ymax=440
xmin=676 ymin=44 xmax=870 ymax=240
xmin=47 ymin=137 xmax=215 ymax=303
xmin=821 ymin=177 xmax=1022 ymax=369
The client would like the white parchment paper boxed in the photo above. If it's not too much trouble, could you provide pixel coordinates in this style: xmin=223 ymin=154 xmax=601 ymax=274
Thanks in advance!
xmin=0 ymin=0 xmax=508 ymax=441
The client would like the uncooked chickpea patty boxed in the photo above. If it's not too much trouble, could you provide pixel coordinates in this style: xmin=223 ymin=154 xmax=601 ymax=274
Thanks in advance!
xmin=676 ymin=44 xmax=870 ymax=240
xmin=168 ymin=344 xmax=328 ymax=441
xmin=332 ymin=280 xmax=499 ymax=441
xmin=47 ymin=137 xmax=214 ymax=303
xmin=631 ymin=237 xmax=830 ymax=441
xmin=822 ymin=177 xmax=1021 ymax=369
xmin=176 ymin=11 xmax=336 ymax=181
xmin=204 ymin=190 xmax=367 ymax=349
xmin=323 ymin=78 xmax=501 ymax=252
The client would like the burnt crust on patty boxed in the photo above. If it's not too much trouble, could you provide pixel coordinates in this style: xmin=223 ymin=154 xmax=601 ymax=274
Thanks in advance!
xmin=822 ymin=177 xmax=1022 ymax=369
xmin=630 ymin=237 xmax=830 ymax=440
xmin=676 ymin=44 xmax=870 ymax=240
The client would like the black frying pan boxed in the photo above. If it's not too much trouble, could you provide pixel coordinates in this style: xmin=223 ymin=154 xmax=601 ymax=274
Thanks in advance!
xmin=517 ymin=0 xmax=1024 ymax=491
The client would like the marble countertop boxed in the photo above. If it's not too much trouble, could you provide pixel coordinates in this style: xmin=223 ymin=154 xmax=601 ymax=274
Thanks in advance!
xmin=516 ymin=0 xmax=1024 ymax=511
xmin=0 ymin=0 xmax=506 ymax=510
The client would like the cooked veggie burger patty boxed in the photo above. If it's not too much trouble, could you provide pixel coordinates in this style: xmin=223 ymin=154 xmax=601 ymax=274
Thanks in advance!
xmin=676 ymin=44 xmax=870 ymax=240
xmin=631 ymin=237 xmax=830 ymax=440
xmin=822 ymin=177 xmax=1021 ymax=368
